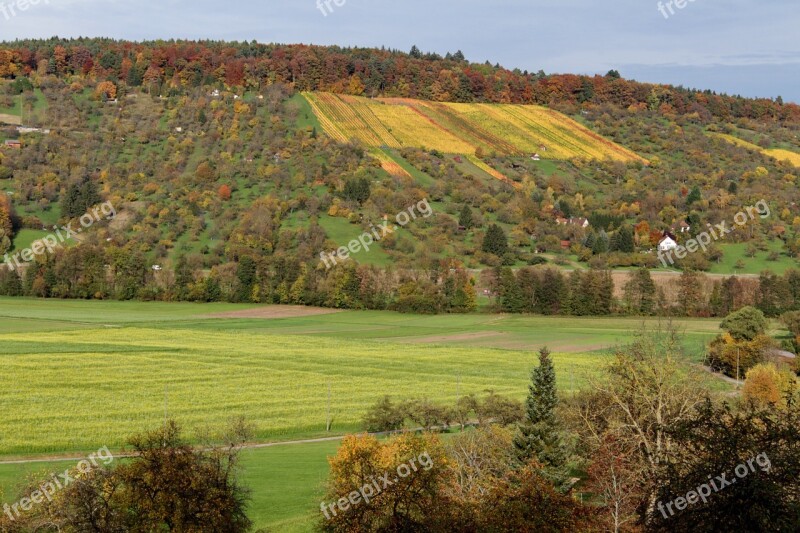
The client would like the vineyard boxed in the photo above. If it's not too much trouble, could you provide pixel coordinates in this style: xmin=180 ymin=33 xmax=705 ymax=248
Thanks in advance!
xmin=303 ymin=92 xmax=645 ymax=163
xmin=710 ymin=132 xmax=800 ymax=167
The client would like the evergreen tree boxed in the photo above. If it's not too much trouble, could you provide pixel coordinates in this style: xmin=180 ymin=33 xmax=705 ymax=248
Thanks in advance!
xmin=458 ymin=204 xmax=474 ymax=229
xmin=235 ymin=256 xmax=258 ymax=303
xmin=0 ymin=268 xmax=22 ymax=296
xmin=616 ymin=225 xmax=635 ymax=253
xmin=482 ymin=224 xmax=508 ymax=257
xmin=537 ymin=269 xmax=565 ymax=315
xmin=499 ymin=268 xmax=525 ymax=313
xmin=624 ymin=267 xmax=656 ymax=315
xmin=61 ymin=177 xmax=102 ymax=219
xmin=566 ymin=270 xmax=586 ymax=316
xmin=343 ymin=177 xmax=371 ymax=205
xmin=514 ymin=347 xmax=567 ymax=484
xmin=591 ymin=230 xmax=609 ymax=255
xmin=686 ymin=186 xmax=702 ymax=206
xmin=174 ymin=255 xmax=193 ymax=300
xmin=557 ymin=198 xmax=572 ymax=218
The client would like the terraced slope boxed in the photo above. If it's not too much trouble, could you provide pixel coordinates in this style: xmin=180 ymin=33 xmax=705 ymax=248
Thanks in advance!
xmin=303 ymin=92 xmax=645 ymax=163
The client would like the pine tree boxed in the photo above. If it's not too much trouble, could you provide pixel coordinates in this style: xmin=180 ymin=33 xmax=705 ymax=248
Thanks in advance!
xmin=624 ymin=267 xmax=656 ymax=315
xmin=482 ymin=224 xmax=508 ymax=257
xmin=174 ymin=255 xmax=193 ymax=300
xmin=686 ymin=186 xmax=702 ymax=206
xmin=235 ymin=256 xmax=258 ymax=303
xmin=499 ymin=268 xmax=524 ymax=313
xmin=458 ymin=204 xmax=474 ymax=229
xmin=514 ymin=347 xmax=567 ymax=485
xmin=616 ymin=225 xmax=635 ymax=253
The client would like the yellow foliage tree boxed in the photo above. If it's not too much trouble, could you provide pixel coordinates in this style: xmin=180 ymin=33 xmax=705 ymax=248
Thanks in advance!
xmin=742 ymin=363 xmax=795 ymax=408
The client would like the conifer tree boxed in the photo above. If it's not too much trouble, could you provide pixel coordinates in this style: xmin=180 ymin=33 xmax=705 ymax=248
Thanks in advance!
xmin=514 ymin=347 xmax=567 ymax=484
xmin=458 ymin=204 xmax=474 ymax=229
xmin=482 ymin=224 xmax=508 ymax=257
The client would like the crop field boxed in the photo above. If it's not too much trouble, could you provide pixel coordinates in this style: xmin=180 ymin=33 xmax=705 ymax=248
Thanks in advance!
xmin=303 ymin=92 xmax=645 ymax=164
xmin=0 ymin=325 xmax=610 ymax=455
xmin=0 ymin=297 xmax=733 ymax=457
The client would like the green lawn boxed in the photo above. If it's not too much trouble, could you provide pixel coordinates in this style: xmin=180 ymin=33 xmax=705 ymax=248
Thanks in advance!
xmin=708 ymin=241 xmax=798 ymax=275
xmin=318 ymin=215 xmax=392 ymax=266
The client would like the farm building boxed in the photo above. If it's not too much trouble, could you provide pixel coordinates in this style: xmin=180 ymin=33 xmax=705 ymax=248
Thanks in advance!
xmin=3 ymin=140 xmax=21 ymax=149
xmin=556 ymin=217 xmax=590 ymax=228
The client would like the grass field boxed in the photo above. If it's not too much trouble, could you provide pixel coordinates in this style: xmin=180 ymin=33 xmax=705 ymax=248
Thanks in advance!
xmin=0 ymin=297 xmax=740 ymax=531
xmin=303 ymin=92 xmax=644 ymax=163
xmin=709 ymin=241 xmax=798 ymax=275
xmin=0 ymin=298 xmax=732 ymax=456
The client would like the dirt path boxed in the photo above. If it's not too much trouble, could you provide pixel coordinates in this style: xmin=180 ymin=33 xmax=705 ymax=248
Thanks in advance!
xmin=0 ymin=424 xmax=476 ymax=465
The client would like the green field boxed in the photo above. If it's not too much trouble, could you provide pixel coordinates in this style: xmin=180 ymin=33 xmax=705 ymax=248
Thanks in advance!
xmin=708 ymin=241 xmax=798 ymax=275
xmin=0 ymin=297 xmax=740 ymax=531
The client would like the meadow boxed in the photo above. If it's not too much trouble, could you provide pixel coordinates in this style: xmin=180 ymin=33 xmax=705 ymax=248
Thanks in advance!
xmin=0 ymin=297 xmax=742 ymax=531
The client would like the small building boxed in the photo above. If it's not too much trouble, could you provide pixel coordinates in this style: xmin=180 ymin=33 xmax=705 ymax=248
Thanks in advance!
xmin=3 ymin=140 xmax=21 ymax=149
xmin=560 ymin=240 xmax=571 ymax=249
xmin=658 ymin=234 xmax=678 ymax=252
xmin=532 ymin=153 xmax=541 ymax=161
xmin=555 ymin=216 xmax=590 ymax=229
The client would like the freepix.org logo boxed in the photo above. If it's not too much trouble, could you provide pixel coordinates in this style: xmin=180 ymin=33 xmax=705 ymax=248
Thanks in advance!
xmin=0 ymin=0 xmax=49 ymax=22
xmin=3 ymin=201 xmax=116 ymax=271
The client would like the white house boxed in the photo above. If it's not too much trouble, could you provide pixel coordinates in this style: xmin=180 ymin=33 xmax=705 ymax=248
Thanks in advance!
xmin=658 ymin=235 xmax=678 ymax=252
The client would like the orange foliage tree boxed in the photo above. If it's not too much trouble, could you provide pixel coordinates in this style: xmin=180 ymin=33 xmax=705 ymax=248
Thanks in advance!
xmin=95 ymin=80 xmax=117 ymax=100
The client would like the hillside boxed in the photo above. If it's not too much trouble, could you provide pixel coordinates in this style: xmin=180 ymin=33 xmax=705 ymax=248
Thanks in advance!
xmin=1 ymin=39 xmax=800 ymax=318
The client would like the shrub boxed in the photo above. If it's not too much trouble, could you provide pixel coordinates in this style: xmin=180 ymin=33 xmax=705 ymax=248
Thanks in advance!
xmin=720 ymin=306 xmax=767 ymax=341
xmin=708 ymin=333 xmax=774 ymax=379
xmin=362 ymin=396 xmax=406 ymax=432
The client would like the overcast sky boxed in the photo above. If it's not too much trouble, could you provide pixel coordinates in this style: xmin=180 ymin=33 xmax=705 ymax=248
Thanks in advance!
xmin=2 ymin=0 xmax=798 ymax=102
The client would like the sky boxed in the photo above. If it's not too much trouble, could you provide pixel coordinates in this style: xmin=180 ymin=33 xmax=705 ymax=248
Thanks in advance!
xmin=1 ymin=0 xmax=798 ymax=102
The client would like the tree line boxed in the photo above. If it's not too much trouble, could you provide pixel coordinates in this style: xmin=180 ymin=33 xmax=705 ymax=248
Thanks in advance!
xmin=1 ymin=39 xmax=797 ymax=123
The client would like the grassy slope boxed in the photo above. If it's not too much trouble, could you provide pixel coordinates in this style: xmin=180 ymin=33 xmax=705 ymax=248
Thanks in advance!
xmin=710 ymin=241 xmax=795 ymax=275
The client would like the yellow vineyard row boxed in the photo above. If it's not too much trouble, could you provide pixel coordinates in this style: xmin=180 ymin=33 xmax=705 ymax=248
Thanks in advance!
xmin=710 ymin=132 xmax=800 ymax=168
xmin=302 ymin=92 xmax=644 ymax=163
